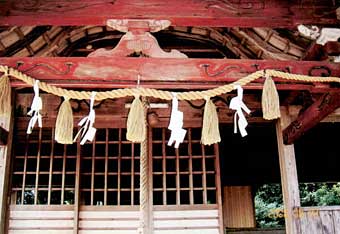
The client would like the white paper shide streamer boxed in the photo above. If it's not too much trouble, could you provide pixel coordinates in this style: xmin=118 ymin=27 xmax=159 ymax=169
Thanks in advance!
xmin=168 ymin=93 xmax=187 ymax=148
xmin=74 ymin=92 xmax=97 ymax=145
xmin=27 ymin=80 xmax=42 ymax=134
xmin=229 ymin=85 xmax=251 ymax=137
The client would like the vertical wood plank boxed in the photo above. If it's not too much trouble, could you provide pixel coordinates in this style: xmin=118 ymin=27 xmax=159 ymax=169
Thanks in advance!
xmin=214 ymin=144 xmax=224 ymax=234
xmin=47 ymin=128 xmax=55 ymax=205
xmin=332 ymin=210 xmax=340 ymax=234
xmin=34 ymin=128 xmax=42 ymax=204
xmin=61 ymin=144 xmax=67 ymax=204
xmin=175 ymin=148 xmax=180 ymax=205
xmin=147 ymin=127 xmax=153 ymax=233
xmin=319 ymin=210 xmax=335 ymax=234
xmin=222 ymin=186 xmax=255 ymax=228
xmin=90 ymin=138 xmax=95 ymax=206
xmin=306 ymin=210 xmax=322 ymax=234
xmin=300 ymin=210 xmax=309 ymax=234
xmin=117 ymin=128 xmax=121 ymax=206
xmin=0 ymin=93 xmax=14 ymax=233
xmin=104 ymin=128 xmax=108 ymax=206
xmin=188 ymin=129 xmax=194 ymax=205
xmin=162 ymin=128 xmax=167 ymax=205
xmin=276 ymin=106 xmax=301 ymax=234
xmin=131 ymin=142 xmax=134 ymax=206
xmin=201 ymin=144 xmax=207 ymax=204
xmin=20 ymin=135 xmax=28 ymax=204
xmin=73 ymin=135 xmax=81 ymax=234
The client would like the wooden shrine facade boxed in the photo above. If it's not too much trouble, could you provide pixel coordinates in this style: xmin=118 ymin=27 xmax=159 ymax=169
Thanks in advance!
xmin=7 ymin=94 xmax=223 ymax=234
xmin=0 ymin=1 xmax=340 ymax=234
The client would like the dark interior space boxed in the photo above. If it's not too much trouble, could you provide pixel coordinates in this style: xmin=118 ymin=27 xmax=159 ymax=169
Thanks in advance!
xmin=219 ymin=122 xmax=340 ymax=186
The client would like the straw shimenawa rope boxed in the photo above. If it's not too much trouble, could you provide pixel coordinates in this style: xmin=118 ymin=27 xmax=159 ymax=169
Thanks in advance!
xmin=0 ymin=65 xmax=340 ymax=101
xmin=138 ymin=97 xmax=150 ymax=234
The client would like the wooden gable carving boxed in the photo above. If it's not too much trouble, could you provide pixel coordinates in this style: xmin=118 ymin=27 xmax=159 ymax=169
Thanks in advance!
xmin=88 ymin=19 xmax=188 ymax=58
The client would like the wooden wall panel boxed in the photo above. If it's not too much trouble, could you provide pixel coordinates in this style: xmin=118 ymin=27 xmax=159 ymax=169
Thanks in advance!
xmin=297 ymin=206 xmax=340 ymax=234
xmin=79 ymin=208 xmax=139 ymax=233
xmin=153 ymin=208 xmax=220 ymax=234
xmin=8 ymin=205 xmax=74 ymax=234
xmin=223 ymin=186 xmax=255 ymax=228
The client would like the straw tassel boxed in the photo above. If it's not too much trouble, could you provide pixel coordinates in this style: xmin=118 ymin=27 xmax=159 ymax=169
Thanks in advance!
xmin=262 ymin=73 xmax=281 ymax=120
xmin=126 ymin=95 xmax=146 ymax=142
xmin=201 ymin=97 xmax=221 ymax=145
xmin=55 ymin=97 xmax=74 ymax=144
xmin=0 ymin=69 xmax=11 ymax=116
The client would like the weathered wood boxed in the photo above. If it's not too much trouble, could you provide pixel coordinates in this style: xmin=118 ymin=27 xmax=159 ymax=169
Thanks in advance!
xmin=0 ymin=0 xmax=338 ymax=27
xmin=283 ymin=92 xmax=340 ymax=145
xmin=0 ymin=93 xmax=14 ymax=234
xmin=88 ymin=22 xmax=187 ymax=58
xmin=319 ymin=210 xmax=335 ymax=234
xmin=73 ymin=138 xmax=81 ymax=234
xmin=214 ymin=144 xmax=224 ymax=234
xmin=153 ymin=209 xmax=220 ymax=234
xmin=295 ymin=206 xmax=340 ymax=234
xmin=0 ymin=126 xmax=8 ymax=146
xmin=276 ymin=107 xmax=301 ymax=234
xmin=333 ymin=210 xmax=340 ymax=234
xmin=223 ymin=186 xmax=255 ymax=228
xmin=8 ymin=206 xmax=74 ymax=233
xmin=1 ymin=57 xmax=340 ymax=91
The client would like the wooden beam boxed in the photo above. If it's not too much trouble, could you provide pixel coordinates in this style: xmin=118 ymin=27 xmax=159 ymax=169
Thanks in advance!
xmin=0 ymin=126 xmax=8 ymax=146
xmin=302 ymin=42 xmax=340 ymax=60
xmin=0 ymin=95 xmax=14 ymax=234
xmin=0 ymin=57 xmax=339 ymax=91
xmin=0 ymin=0 xmax=338 ymax=27
xmin=276 ymin=107 xmax=301 ymax=234
xmin=283 ymin=92 xmax=340 ymax=145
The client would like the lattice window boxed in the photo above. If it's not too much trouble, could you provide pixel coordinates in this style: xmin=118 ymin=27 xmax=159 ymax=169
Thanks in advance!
xmin=11 ymin=126 xmax=218 ymax=207
xmin=152 ymin=127 xmax=218 ymax=206
xmin=80 ymin=128 xmax=140 ymax=206
xmin=12 ymin=128 xmax=77 ymax=205
xmin=11 ymin=127 xmax=141 ymax=206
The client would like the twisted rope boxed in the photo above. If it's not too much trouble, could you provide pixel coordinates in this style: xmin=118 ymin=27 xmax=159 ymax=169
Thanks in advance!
xmin=1 ymin=65 xmax=340 ymax=101
xmin=138 ymin=97 xmax=150 ymax=234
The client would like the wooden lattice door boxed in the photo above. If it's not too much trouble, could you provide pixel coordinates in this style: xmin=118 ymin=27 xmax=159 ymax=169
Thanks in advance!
xmin=150 ymin=127 xmax=223 ymax=234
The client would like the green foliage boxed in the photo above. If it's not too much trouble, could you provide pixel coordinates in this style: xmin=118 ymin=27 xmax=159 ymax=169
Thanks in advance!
xmin=300 ymin=183 xmax=340 ymax=206
xmin=254 ymin=184 xmax=284 ymax=228
xmin=254 ymin=182 xmax=340 ymax=228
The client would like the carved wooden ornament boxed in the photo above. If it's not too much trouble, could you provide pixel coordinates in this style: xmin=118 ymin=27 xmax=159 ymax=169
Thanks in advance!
xmin=88 ymin=19 xmax=187 ymax=58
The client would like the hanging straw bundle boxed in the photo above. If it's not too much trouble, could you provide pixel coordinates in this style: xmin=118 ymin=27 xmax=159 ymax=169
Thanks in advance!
xmin=55 ymin=97 xmax=74 ymax=144
xmin=126 ymin=95 xmax=146 ymax=142
xmin=201 ymin=97 xmax=221 ymax=145
xmin=0 ymin=69 xmax=11 ymax=116
xmin=262 ymin=73 xmax=281 ymax=120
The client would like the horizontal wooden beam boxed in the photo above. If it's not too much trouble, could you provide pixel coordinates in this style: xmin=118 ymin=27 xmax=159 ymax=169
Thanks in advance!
xmin=0 ymin=57 xmax=339 ymax=91
xmin=283 ymin=92 xmax=340 ymax=145
xmin=0 ymin=0 xmax=338 ymax=27
xmin=0 ymin=126 xmax=8 ymax=146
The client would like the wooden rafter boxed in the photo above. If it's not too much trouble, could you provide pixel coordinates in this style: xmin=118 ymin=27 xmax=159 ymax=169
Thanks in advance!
xmin=283 ymin=92 xmax=340 ymax=145
xmin=0 ymin=0 xmax=338 ymax=27
xmin=0 ymin=57 xmax=339 ymax=90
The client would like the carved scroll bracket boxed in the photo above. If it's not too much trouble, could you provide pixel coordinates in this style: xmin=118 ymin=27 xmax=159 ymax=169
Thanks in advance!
xmin=88 ymin=19 xmax=187 ymax=58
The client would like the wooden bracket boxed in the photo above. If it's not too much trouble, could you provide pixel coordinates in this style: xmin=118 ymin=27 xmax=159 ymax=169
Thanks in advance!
xmin=88 ymin=19 xmax=187 ymax=58
xmin=283 ymin=92 xmax=340 ymax=145
xmin=0 ymin=126 xmax=8 ymax=146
